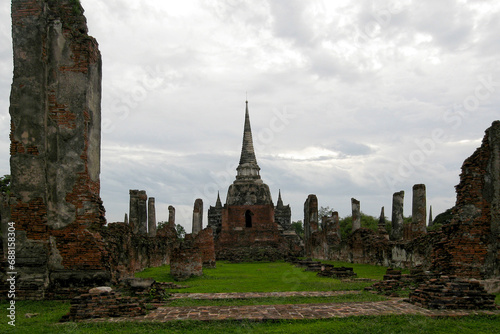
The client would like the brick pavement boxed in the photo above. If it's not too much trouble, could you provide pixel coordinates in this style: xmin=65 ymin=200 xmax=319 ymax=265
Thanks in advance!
xmin=168 ymin=290 xmax=361 ymax=300
xmin=92 ymin=291 xmax=500 ymax=323
xmin=137 ymin=299 xmax=500 ymax=322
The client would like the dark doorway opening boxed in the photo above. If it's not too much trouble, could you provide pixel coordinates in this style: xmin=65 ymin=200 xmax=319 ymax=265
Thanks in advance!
xmin=245 ymin=210 xmax=253 ymax=228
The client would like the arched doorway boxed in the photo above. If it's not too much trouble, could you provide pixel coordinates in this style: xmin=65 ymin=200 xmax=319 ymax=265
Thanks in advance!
xmin=245 ymin=210 xmax=253 ymax=228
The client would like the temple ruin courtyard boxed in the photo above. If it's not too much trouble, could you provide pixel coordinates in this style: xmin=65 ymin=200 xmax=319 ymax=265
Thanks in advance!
xmin=1 ymin=1 xmax=500 ymax=333
xmin=1 ymin=260 xmax=499 ymax=332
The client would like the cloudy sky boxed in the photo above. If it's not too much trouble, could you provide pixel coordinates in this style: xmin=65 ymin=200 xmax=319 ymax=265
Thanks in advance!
xmin=0 ymin=0 xmax=499 ymax=232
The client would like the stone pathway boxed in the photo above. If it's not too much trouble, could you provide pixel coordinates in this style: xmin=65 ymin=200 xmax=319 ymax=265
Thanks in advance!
xmin=168 ymin=290 xmax=361 ymax=300
xmin=137 ymin=299 xmax=500 ymax=322
xmin=93 ymin=291 xmax=500 ymax=323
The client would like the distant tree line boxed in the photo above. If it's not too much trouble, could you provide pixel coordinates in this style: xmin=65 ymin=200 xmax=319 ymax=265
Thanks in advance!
xmin=291 ymin=206 xmax=427 ymax=240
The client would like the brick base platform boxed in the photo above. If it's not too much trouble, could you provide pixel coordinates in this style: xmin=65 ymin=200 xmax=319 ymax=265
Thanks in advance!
xmin=80 ymin=291 xmax=500 ymax=323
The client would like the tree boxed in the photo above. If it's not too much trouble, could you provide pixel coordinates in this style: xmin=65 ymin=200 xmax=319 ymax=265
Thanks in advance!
xmin=318 ymin=206 xmax=332 ymax=219
xmin=0 ymin=175 xmax=11 ymax=195
xmin=428 ymin=208 xmax=453 ymax=231
xmin=317 ymin=206 xmax=333 ymax=230
xmin=338 ymin=212 xmax=391 ymax=239
xmin=291 ymin=220 xmax=304 ymax=237
xmin=175 ymin=224 xmax=186 ymax=239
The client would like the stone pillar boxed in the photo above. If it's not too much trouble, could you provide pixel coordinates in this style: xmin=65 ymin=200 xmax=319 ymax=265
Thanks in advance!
xmin=124 ymin=213 xmax=128 ymax=225
xmin=411 ymin=184 xmax=427 ymax=237
xmin=428 ymin=205 xmax=433 ymax=228
xmin=148 ymin=197 xmax=156 ymax=237
xmin=7 ymin=0 xmax=109 ymax=298
xmin=192 ymin=198 xmax=203 ymax=235
xmin=168 ymin=205 xmax=176 ymax=228
xmin=391 ymin=191 xmax=404 ymax=240
xmin=332 ymin=211 xmax=341 ymax=239
xmin=129 ymin=190 xmax=147 ymax=234
xmin=304 ymin=194 xmax=318 ymax=241
xmin=351 ymin=198 xmax=361 ymax=232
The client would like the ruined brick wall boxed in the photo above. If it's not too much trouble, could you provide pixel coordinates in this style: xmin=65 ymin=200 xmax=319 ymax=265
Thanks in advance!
xmin=193 ymin=227 xmax=216 ymax=268
xmin=338 ymin=228 xmax=391 ymax=265
xmin=431 ymin=121 xmax=500 ymax=278
xmin=101 ymin=223 xmax=178 ymax=283
xmin=216 ymin=204 xmax=280 ymax=250
xmin=214 ymin=204 xmax=296 ymax=261
xmin=170 ymin=240 xmax=203 ymax=281
xmin=303 ymin=194 xmax=318 ymax=256
xmin=5 ymin=0 xmax=108 ymax=299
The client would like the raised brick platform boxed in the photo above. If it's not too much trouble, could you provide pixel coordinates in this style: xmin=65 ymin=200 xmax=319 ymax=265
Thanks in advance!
xmin=88 ymin=298 xmax=500 ymax=323
xmin=79 ymin=291 xmax=500 ymax=323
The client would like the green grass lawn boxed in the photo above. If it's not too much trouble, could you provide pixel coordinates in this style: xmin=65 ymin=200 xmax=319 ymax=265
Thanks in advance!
xmin=0 ymin=304 xmax=498 ymax=334
xmin=1 ymin=261 xmax=498 ymax=333
xmin=135 ymin=261 xmax=379 ymax=293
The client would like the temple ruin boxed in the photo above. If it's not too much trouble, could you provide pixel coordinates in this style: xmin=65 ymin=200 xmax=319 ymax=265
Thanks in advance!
xmin=211 ymin=101 xmax=300 ymax=261
xmin=0 ymin=0 xmax=499 ymax=301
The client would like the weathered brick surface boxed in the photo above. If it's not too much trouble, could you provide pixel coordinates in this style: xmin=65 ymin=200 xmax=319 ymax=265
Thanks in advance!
xmin=61 ymin=290 xmax=146 ymax=321
xmin=409 ymin=276 xmax=497 ymax=310
xmin=431 ymin=121 xmax=500 ymax=278
xmin=193 ymin=227 xmax=216 ymax=268
xmin=5 ymin=0 xmax=107 ymax=299
xmin=170 ymin=238 xmax=203 ymax=281
xmin=216 ymin=204 xmax=289 ymax=261
xmin=101 ymin=223 xmax=178 ymax=283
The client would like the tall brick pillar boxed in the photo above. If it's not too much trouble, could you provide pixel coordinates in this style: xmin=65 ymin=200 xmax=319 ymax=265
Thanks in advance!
xmin=303 ymin=194 xmax=318 ymax=256
xmin=391 ymin=191 xmax=404 ymax=240
xmin=129 ymin=190 xmax=147 ymax=235
xmin=7 ymin=0 xmax=108 ymax=299
xmin=168 ymin=205 xmax=176 ymax=228
xmin=411 ymin=184 xmax=427 ymax=237
xmin=304 ymin=194 xmax=318 ymax=241
xmin=192 ymin=198 xmax=203 ymax=235
xmin=148 ymin=197 xmax=156 ymax=237
xmin=351 ymin=198 xmax=361 ymax=232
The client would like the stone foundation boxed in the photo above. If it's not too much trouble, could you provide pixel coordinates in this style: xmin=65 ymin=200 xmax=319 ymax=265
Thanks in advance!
xmin=61 ymin=288 xmax=146 ymax=321
xmin=170 ymin=240 xmax=203 ymax=281
xmin=409 ymin=277 xmax=497 ymax=310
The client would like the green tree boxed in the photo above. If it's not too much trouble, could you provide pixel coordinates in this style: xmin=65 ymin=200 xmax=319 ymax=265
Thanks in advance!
xmin=291 ymin=220 xmax=304 ymax=237
xmin=338 ymin=212 xmax=388 ymax=239
xmin=0 ymin=175 xmax=11 ymax=195
xmin=428 ymin=208 xmax=453 ymax=231
xmin=318 ymin=206 xmax=332 ymax=230
xmin=175 ymin=224 xmax=186 ymax=239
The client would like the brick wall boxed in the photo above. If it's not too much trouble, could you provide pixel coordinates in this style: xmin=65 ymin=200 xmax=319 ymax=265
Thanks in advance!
xmin=4 ymin=0 xmax=107 ymax=299
xmin=430 ymin=121 xmax=500 ymax=278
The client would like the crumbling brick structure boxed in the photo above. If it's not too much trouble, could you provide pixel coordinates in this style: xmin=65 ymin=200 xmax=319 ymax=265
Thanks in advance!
xmin=310 ymin=122 xmax=500 ymax=279
xmin=170 ymin=236 xmax=203 ymax=281
xmin=129 ymin=190 xmax=148 ymax=235
xmin=391 ymin=191 xmax=404 ymax=240
xmin=193 ymin=227 xmax=216 ymax=268
xmin=5 ymin=0 xmax=109 ymax=299
xmin=1 ymin=0 xmax=180 ymax=300
xmin=192 ymin=198 xmax=203 ymax=235
xmin=61 ymin=287 xmax=147 ymax=321
xmin=403 ymin=184 xmax=427 ymax=240
xmin=410 ymin=276 xmax=496 ymax=310
xmin=431 ymin=121 xmax=500 ymax=278
xmin=303 ymin=194 xmax=319 ymax=255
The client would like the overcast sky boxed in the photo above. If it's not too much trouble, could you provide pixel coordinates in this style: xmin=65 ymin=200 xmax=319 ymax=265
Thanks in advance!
xmin=1 ymin=1 xmax=499 ymax=232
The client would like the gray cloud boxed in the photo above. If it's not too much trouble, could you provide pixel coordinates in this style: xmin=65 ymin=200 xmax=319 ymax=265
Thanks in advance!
xmin=0 ymin=0 xmax=499 ymax=230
